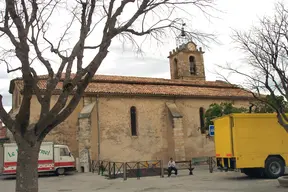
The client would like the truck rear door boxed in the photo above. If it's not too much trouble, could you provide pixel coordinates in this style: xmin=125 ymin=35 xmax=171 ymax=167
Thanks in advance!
xmin=214 ymin=115 xmax=234 ymax=158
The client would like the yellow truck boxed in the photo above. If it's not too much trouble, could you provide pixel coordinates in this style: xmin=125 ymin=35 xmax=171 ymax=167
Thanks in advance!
xmin=213 ymin=113 xmax=288 ymax=179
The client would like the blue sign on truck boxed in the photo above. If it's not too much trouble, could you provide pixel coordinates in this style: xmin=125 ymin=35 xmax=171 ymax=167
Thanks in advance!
xmin=209 ymin=125 xmax=214 ymax=136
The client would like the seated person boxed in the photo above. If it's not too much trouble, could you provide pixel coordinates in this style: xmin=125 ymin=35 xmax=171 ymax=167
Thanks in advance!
xmin=167 ymin=157 xmax=178 ymax=177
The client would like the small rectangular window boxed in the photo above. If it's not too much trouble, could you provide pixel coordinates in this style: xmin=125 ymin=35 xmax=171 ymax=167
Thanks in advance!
xmin=199 ymin=107 xmax=205 ymax=134
xmin=189 ymin=56 xmax=196 ymax=75
xmin=130 ymin=106 xmax=137 ymax=136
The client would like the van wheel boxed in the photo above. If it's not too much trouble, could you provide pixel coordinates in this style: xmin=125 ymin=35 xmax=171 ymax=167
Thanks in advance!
xmin=56 ymin=168 xmax=65 ymax=176
xmin=264 ymin=157 xmax=285 ymax=179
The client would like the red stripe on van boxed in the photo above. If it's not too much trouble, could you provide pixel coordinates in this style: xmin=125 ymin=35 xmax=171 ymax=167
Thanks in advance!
xmin=3 ymin=167 xmax=53 ymax=174
xmin=4 ymin=160 xmax=54 ymax=167
xmin=54 ymin=162 xmax=75 ymax=167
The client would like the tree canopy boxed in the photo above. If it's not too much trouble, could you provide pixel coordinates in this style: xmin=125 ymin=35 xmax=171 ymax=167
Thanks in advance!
xmin=204 ymin=102 xmax=247 ymax=131
xmin=204 ymin=95 xmax=288 ymax=131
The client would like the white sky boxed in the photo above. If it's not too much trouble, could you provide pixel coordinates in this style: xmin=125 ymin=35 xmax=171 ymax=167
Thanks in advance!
xmin=0 ymin=0 xmax=279 ymax=112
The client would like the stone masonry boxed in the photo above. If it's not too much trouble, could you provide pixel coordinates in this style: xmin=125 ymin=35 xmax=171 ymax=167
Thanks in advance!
xmin=168 ymin=42 xmax=205 ymax=81
xmin=172 ymin=118 xmax=186 ymax=161
xmin=166 ymin=102 xmax=186 ymax=161
xmin=78 ymin=118 xmax=91 ymax=172
xmin=77 ymin=97 xmax=95 ymax=172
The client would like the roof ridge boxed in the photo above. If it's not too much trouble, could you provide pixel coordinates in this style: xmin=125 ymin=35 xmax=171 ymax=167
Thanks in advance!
xmin=12 ymin=76 xmax=238 ymax=89
xmin=10 ymin=78 xmax=253 ymax=99
xmin=13 ymin=73 xmax=170 ymax=81
xmin=11 ymin=73 xmax=237 ymax=87
xmin=89 ymin=79 xmax=238 ymax=89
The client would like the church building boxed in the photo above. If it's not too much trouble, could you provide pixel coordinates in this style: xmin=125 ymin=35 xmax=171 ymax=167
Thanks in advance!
xmin=8 ymin=38 xmax=253 ymax=171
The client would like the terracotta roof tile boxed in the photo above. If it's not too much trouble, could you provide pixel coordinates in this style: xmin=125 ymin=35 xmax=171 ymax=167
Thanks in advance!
xmin=12 ymin=73 xmax=237 ymax=87
xmin=11 ymin=74 xmax=253 ymax=99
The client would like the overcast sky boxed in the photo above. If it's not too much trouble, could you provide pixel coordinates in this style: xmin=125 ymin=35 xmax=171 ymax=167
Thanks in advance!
xmin=0 ymin=0 xmax=278 ymax=112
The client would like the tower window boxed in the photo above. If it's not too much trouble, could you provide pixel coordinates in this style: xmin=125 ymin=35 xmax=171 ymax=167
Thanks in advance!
xmin=130 ymin=106 xmax=137 ymax=136
xmin=189 ymin=56 xmax=196 ymax=75
xmin=174 ymin=58 xmax=178 ymax=78
xmin=199 ymin=107 xmax=205 ymax=134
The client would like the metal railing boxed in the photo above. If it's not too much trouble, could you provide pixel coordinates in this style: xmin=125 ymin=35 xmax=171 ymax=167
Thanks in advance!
xmin=208 ymin=157 xmax=216 ymax=173
xmin=191 ymin=156 xmax=216 ymax=173
xmin=91 ymin=157 xmax=216 ymax=180
xmin=91 ymin=160 xmax=164 ymax=180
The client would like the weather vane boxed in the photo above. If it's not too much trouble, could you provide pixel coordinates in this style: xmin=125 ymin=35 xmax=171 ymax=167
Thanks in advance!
xmin=176 ymin=22 xmax=189 ymax=47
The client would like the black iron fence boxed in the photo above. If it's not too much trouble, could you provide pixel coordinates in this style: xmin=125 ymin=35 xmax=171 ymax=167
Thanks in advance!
xmin=91 ymin=157 xmax=216 ymax=180
xmin=91 ymin=160 xmax=124 ymax=177
xmin=125 ymin=160 xmax=163 ymax=179
xmin=191 ymin=156 xmax=216 ymax=173
xmin=208 ymin=157 xmax=216 ymax=173
xmin=91 ymin=160 xmax=164 ymax=180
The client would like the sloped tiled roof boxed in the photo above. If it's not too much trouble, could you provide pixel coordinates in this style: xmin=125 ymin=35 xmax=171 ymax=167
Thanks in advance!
xmin=10 ymin=74 xmax=253 ymax=99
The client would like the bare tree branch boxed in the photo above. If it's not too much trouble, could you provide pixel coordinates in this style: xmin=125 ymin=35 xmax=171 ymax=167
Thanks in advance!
xmin=0 ymin=95 xmax=15 ymax=133
xmin=0 ymin=1 xmax=218 ymax=190
xmin=215 ymin=2 xmax=288 ymax=132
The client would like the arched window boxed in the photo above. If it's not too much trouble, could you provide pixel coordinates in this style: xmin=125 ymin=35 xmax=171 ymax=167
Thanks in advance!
xmin=199 ymin=107 xmax=205 ymax=134
xmin=130 ymin=106 xmax=137 ymax=136
xmin=189 ymin=56 xmax=196 ymax=75
xmin=174 ymin=58 xmax=178 ymax=78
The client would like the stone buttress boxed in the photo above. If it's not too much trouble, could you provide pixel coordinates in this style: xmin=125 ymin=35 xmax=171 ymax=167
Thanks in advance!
xmin=166 ymin=102 xmax=186 ymax=161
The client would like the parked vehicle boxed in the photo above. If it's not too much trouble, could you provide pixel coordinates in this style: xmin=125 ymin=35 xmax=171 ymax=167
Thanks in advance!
xmin=0 ymin=142 xmax=75 ymax=175
xmin=213 ymin=113 xmax=288 ymax=179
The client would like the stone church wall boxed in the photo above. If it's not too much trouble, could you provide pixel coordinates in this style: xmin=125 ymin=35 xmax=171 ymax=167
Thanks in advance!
xmin=28 ymin=95 xmax=83 ymax=156
xmin=8 ymin=90 xmax=249 ymax=164
xmin=176 ymin=98 xmax=249 ymax=159
xmin=92 ymin=96 xmax=171 ymax=162
xmin=92 ymin=96 xmax=249 ymax=164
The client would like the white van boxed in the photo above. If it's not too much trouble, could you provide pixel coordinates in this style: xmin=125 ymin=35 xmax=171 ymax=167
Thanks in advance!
xmin=0 ymin=142 xmax=75 ymax=175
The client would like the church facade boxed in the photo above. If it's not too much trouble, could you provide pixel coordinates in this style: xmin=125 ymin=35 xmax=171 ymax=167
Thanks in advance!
xmin=8 ymin=41 xmax=253 ymax=170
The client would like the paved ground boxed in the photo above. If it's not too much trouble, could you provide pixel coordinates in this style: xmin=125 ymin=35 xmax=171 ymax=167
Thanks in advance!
xmin=1 ymin=166 xmax=287 ymax=192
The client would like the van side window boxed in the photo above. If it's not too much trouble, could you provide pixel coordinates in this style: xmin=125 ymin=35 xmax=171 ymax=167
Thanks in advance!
xmin=60 ymin=148 xmax=70 ymax=156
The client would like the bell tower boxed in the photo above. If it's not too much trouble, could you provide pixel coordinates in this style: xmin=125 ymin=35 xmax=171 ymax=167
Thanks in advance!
xmin=168 ymin=24 xmax=206 ymax=81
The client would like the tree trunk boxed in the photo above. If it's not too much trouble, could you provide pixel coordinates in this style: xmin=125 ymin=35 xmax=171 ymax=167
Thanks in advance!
xmin=15 ymin=141 xmax=41 ymax=192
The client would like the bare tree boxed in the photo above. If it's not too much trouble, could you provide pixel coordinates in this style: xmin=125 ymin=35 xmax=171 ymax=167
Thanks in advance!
xmin=0 ymin=0 xmax=216 ymax=191
xmin=215 ymin=1 xmax=288 ymax=132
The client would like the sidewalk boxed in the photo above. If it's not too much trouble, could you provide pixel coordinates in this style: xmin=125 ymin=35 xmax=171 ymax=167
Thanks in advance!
xmin=1 ymin=168 xmax=287 ymax=192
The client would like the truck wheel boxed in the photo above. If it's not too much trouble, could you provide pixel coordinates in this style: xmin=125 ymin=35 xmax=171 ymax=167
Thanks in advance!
xmin=56 ymin=168 xmax=65 ymax=176
xmin=264 ymin=157 xmax=285 ymax=179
